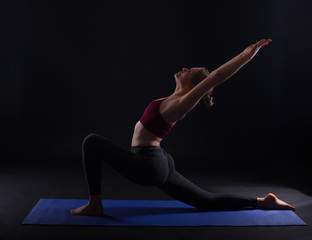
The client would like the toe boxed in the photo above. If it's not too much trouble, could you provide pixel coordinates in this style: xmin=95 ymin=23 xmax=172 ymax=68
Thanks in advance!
xmin=289 ymin=205 xmax=296 ymax=211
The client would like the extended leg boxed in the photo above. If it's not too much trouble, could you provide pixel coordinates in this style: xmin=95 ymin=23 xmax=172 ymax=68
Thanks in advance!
xmin=159 ymin=170 xmax=257 ymax=211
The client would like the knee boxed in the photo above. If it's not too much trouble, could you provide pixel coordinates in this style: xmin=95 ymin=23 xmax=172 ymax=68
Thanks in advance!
xmin=82 ymin=133 xmax=101 ymax=150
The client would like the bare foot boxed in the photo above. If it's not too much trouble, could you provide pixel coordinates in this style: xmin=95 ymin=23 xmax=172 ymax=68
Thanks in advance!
xmin=70 ymin=202 xmax=104 ymax=216
xmin=257 ymin=193 xmax=296 ymax=211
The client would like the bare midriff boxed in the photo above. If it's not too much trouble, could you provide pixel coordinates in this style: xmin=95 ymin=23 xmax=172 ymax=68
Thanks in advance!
xmin=131 ymin=121 xmax=163 ymax=147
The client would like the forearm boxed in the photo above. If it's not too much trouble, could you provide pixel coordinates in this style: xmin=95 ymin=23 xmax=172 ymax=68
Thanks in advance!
xmin=212 ymin=51 xmax=252 ymax=86
xmin=191 ymin=39 xmax=270 ymax=98
xmin=211 ymin=39 xmax=272 ymax=87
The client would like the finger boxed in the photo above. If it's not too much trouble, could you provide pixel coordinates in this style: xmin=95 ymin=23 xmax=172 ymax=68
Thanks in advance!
xmin=254 ymin=39 xmax=266 ymax=46
xmin=259 ymin=39 xmax=272 ymax=48
xmin=253 ymin=39 xmax=271 ymax=48
xmin=258 ymin=39 xmax=268 ymax=46
xmin=262 ymin=39 xmax=272 ymax=43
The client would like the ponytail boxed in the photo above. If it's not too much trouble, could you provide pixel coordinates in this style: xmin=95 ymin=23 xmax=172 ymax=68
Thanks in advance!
xmin=202 ymin=94 xmax=214 ymax=108
xmin=190 ymin=67 xmax=214 ymax=108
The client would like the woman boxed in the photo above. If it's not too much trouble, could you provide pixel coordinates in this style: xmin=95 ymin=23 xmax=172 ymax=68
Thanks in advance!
xmin=70 ymin=39 xmax=296 ymax=216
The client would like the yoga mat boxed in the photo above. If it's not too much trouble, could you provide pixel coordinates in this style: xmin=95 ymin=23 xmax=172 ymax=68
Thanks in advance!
xmin=22 ymin=199 xmax=306 ymax=226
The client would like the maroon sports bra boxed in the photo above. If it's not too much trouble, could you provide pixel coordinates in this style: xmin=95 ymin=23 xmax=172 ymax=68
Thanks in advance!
xmin=139 ymin=98 xmax=174 ymax=139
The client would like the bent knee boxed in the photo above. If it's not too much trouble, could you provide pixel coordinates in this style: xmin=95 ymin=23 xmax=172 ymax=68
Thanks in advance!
xmin=82 ymin=133 xmax=102 ymax=150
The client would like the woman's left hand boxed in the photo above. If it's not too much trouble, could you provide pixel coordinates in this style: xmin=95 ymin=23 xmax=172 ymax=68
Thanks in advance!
xmin=243 ymin=39 xmax=272 ymax=59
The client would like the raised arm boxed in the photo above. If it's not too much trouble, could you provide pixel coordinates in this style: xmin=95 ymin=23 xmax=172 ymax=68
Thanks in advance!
xmin=212 ymin=39 xmax=272 ymax=85
xmin=179 ymin=39 xmax=272 ymax=113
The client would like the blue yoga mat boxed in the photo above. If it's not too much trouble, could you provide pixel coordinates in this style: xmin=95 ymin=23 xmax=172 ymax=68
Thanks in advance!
xmin=22 ymin=199 xmax=306 ymax=226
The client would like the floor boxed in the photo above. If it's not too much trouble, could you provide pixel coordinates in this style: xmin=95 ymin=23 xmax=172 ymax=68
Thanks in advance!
xmin=0 ymin=159 xmax=311 ymax=240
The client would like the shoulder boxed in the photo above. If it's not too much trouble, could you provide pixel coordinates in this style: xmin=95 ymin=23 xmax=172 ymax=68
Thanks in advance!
xmin=159 ymin=96 xmax=187 ymax=123
xmin=155 ymin=97 xmax=167 ymax=102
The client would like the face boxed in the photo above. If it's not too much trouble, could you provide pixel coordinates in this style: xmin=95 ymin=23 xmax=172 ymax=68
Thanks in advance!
xmin=174 ymin=67 xmax=204 ymax=88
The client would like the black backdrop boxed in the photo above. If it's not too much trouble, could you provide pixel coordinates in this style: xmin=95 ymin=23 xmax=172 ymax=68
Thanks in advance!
xmin=1 ymin=1 xmax=311 ymax=174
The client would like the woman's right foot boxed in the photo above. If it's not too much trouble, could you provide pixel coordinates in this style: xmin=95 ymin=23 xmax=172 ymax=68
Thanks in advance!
xmin=70 ymin=202 xmax=104 ymax=216
xmin=257 ymin=193 xmax=296 ymax=211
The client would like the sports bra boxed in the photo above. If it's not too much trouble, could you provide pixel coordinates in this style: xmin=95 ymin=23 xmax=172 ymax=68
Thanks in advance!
xmin=139 ymin=98 xmax=174 ymax=139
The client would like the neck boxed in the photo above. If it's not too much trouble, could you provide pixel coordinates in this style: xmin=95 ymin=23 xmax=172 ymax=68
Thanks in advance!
xmin=171 ymin=84 xmax=189 ymax=97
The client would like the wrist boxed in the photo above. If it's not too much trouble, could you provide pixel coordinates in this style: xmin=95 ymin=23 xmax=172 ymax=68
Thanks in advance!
xmin=240 ymin=51 xmax=253 ymax=61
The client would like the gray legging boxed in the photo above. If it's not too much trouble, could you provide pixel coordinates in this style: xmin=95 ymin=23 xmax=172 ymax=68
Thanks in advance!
xmin=82 ymin=133 xmax=257 ymax=211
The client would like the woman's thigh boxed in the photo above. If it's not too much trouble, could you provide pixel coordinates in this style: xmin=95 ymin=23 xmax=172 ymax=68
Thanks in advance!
xmin=83 ymin=134 xmax=171 ymax=186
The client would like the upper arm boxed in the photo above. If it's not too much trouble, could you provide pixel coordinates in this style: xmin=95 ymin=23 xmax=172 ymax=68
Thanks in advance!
xmin=178 ymin=70 xmax=221 ymax=114
xmin=161 ymin=70 xmax=223 ymax=123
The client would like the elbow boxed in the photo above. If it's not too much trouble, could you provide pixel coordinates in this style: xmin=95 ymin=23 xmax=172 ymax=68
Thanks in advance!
xmin=208 ymin=70 xmax=226 ymax=88
xmin=210 ymin=69 xmax=221 ymax=78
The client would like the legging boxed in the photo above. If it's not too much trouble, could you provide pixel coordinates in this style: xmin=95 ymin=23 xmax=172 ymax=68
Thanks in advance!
xmin=82 ymin=133 xmax=257 ymax=211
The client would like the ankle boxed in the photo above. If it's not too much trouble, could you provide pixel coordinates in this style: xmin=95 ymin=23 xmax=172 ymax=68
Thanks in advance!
xmin=257 ymin=197 xmax=265 ymax=208
xmin=89 ymin=195 xmax=102 ymax=205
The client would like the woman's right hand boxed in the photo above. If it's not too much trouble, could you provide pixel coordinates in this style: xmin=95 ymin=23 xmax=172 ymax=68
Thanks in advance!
xmin=243 ymin=39 xmax=272 ymax=59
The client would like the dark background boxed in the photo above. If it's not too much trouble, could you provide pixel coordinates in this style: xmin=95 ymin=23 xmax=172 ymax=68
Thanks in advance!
xmin=1 ymin=1 xmax=312 ymax=240
xmin=1 ymin=0 xmax=311 ymax=175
